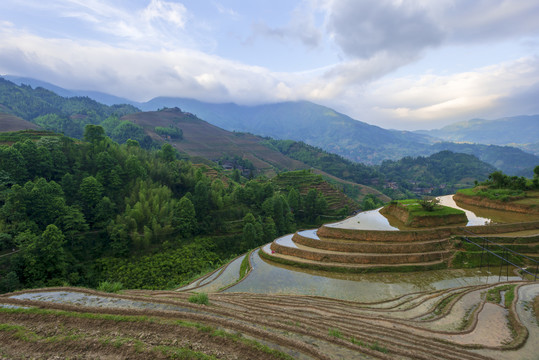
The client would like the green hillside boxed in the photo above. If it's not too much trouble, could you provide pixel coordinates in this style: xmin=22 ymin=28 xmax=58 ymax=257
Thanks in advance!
xmin=267 ymin=139 xmax=497 ymax=199
xmin=0 ymin=128 xmax=358 ymax=292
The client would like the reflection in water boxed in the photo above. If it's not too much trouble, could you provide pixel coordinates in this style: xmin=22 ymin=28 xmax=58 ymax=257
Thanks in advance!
xmin=438 ymin=195 xmax=491 ymax=226
xmin=326 ymin=208 xmax=399 ymax=231
xmin=448 ymin=195 xmax=539 ymax=224
xmin=225 ymin=249 xmax=521 ymax=302
xmin=324 ymin=194 xmax=539 ymax=231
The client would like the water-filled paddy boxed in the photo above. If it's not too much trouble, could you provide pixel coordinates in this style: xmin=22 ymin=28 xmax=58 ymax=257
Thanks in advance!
xmin=224 ymin=248 xmax=521 ymax=302
xmin=10 ymin=291 xmax=195 ymax=312
xmin=326 ymin=195 xmax=539 ymax=231
xmin=179 ymin=254 xmax=245 ymax=293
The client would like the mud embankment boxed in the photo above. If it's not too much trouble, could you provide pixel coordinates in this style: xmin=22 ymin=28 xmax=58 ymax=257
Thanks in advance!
xmin=454 ymin=193 xmax=539 ymax=215
xmin=381 ymin=203 xmax=468 ymax=228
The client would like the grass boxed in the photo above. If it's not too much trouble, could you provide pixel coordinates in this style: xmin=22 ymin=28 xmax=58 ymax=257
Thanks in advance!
xmin=451 ymin=249 xmax=523 ymax=268
xmin=328 ymin=328 xmax=342 ymax=338
xmin=188 ymin=292 xmax=209 ymax=305
xmin=239 ymin=251 xmax=251 ymax=280
xmin=457 ymin=187 xmax=526 ymax=202
xmin=350 ymin=337 xmax=389 ymax=354
xmin=97 ymin=281 xmax=123 ymax=293
xmin=0 ymin=307 xmax=294 ymax=360
xmin=486 ymin=284 xmax=517 ymax=308
xmin=395 ymin=200 xmax=465 ymax=217
xmin=433 ymin=293 xmax=459 ymax=315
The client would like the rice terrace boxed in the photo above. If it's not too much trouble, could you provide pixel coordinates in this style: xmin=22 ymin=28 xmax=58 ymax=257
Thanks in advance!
xmin=2 ymin=192 xmax=539 ymax=360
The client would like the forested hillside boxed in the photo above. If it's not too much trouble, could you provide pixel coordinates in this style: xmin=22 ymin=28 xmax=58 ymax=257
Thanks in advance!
xmin=0 ymin=128 xmax=348 ymax=292
xmin=267 ymin=139 xmax=497 ymax=199
xmin=0 ymin=78 xmax=149 ymax=146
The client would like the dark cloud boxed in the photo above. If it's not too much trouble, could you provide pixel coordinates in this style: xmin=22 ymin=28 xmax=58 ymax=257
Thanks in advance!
xmin=327 ymin=0 xmax=444 ymax=59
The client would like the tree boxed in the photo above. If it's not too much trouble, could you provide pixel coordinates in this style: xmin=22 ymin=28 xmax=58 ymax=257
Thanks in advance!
xmin=78 ymin=176 xmax=104 ymax=221
xmin=83 ymin=124 xmax=106 ymax=144
xmin=174 ymin=196 xmax=197 ymax=238
xmin=159 ymin=143 xmax=177 ymax=162
xmin=18 ymin=225 xmax=68 ymax=285
xmin=241 ymin=222 xmax=257 ymax=250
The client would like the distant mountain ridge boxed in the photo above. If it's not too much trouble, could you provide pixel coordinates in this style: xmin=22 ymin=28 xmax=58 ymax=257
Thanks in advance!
xmin=416 ymin=115 xmax=539 ymax=148
xmin=2 ymin=75 xmax=538 ymax=176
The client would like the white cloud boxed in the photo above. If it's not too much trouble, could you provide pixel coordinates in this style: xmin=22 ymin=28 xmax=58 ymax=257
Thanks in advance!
xmin=247 ymin=1 xmax=323 ymax=48
xmin=1 ymin=0 xmax=539 ymax=130
xmin=335 ymin=56 xmax=539 ymax=129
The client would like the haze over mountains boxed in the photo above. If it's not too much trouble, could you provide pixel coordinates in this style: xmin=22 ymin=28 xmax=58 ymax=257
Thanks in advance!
xmin=3 ymin=75 xmax=539 ymax=176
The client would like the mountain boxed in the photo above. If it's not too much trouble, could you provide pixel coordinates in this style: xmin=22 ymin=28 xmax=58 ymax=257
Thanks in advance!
xmin=417 ymin=115 xmax=539 ymax=147
xmin=138 ymin=97 xmax=435 ymax=164
xmin=3 ymin=75 xmax=136 ymax=107
xmin=136 ymin=97 xmax=539 ymax=175
xmin=2 ymin=76 xmax=537 ymax=175
xmin=121 ymin=108 xmax=387 ymax=202
xmin=429 ymin=142 xmax=539 ymax=177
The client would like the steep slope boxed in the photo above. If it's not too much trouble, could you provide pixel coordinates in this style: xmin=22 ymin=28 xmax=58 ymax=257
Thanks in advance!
xmin=139 ymin=98 xmax=433 ymax=164
xmin=0 ymin=113 xmax=40 ymax=132
xmin=121 ymin=108 xmax=387 ymax=202
xmin=137 ymin=97 xmax=538 ymax=174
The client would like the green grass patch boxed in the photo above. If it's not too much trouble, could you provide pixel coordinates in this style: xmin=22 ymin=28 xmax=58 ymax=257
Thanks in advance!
xmin=97 ymin=281 xmax=124 ymax=293
xmin=188 ymin=292 xmax=209 ymax=305
xmin=486 ymin=284 xmax=517 ymax=307
xmin=350 ymin=337 xmax=389 ymax=354
xmin=328 ymin=328 xmax=342 ymax=338
xmin=434 ymin=293 xmax=459 ymax=315
xmin=239 ymin=252 xmax=251 ymax=280
xmin=395 ymin=200 xmax=465 ymax=217
xmin=451 ymin=250 xmax=523 ymax=268
xmin=457 ymin=187 xmax=525 ymax=202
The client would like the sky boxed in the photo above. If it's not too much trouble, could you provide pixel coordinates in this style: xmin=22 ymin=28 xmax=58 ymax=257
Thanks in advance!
xmin=1 ymin=0 xmax=539 ymax=130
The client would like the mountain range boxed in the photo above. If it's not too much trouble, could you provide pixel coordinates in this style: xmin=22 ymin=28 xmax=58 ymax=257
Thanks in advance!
xmin=2 ymin=75 xmax=538 ymax=176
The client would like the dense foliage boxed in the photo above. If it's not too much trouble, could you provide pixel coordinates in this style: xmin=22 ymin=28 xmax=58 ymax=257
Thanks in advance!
xmin=268 ymin=139 xmax=497 ymax=199
xmin=0 ymin=78 xmax=154 ymax=147
xmin=0 ymin=128 xmax=341 ymax=292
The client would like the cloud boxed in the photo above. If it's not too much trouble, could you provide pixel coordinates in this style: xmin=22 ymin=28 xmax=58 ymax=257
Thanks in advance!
xmin=247 ymin=1 xmax=323 ymax=48
xmin=324 ymin=0 xmax=539 ymax=60
xmin=0 ymin=25 xmax=289 ymax=103
xmin=334 ymin=56 xmax=539 ymax=129
xmin=326 ymin=0 xmax=444 ymax=59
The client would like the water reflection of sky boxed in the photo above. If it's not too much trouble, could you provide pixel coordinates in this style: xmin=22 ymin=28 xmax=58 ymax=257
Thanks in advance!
xmin=225 ymin=250 xmax=520 ymax=302
xmin=325 ymin=208 xmax=399 ymax=231
xmin=323 ymin=194 xmax=521 ymax=230
xmin=437 ymin=195 xmax=491 ymax=226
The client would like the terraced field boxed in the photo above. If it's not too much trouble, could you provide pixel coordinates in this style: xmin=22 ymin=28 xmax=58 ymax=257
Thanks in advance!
xmin=2 ymin=195 xmax=538 ymax=359
xmin=1 ymin=281 xmax=538 ymax=359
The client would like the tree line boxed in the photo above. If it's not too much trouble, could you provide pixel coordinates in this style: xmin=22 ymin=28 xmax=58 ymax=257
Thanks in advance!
xmin=0 ymin=126 xmax=334 ymax=292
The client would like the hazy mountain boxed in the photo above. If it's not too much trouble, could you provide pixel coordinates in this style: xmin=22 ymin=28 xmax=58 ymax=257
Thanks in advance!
xmin=417 ymin=115 xmax=539 ymax=146
xmin=2 ymin=76 xmax=537 ymax=175
xmin=3 ymin=75 xmax=136 ymax=107
xmin=136 ymin=97 xmax=539 ymax=175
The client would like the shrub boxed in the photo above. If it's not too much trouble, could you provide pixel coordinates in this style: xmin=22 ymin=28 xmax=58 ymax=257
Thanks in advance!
xmin=188 ymin=292 xmax=209 ymax=305
xmin=97 ymin=281 xmax=123 ymax=293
